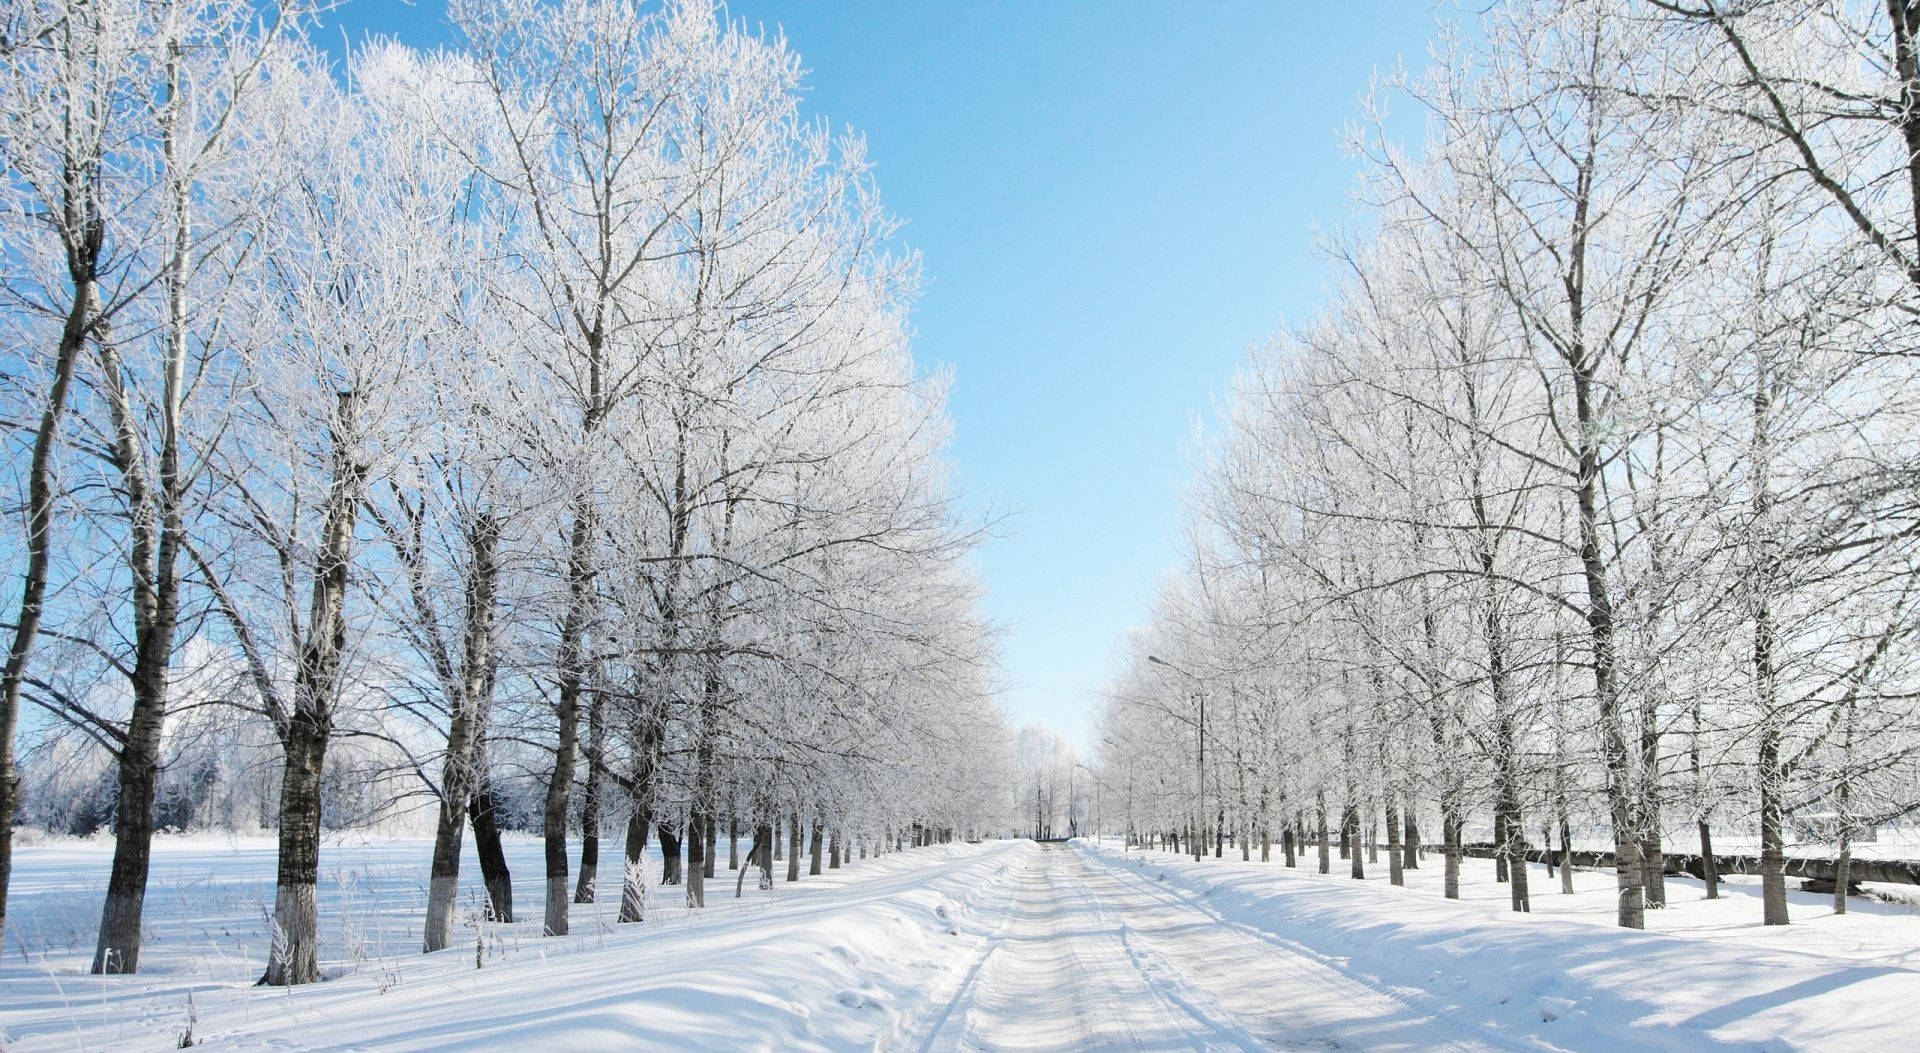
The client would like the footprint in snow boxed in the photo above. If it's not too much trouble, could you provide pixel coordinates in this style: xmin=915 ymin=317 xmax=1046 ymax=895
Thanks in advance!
xmin=835 ymin=989 xmax=872 ymax=1009
xmin=1536 ymin=995 xmax=1580 ymax=1022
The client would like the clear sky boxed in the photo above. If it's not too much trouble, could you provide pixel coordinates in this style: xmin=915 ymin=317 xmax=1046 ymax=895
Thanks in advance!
xmin=320 ymin=0 xmax=1448 ymax=752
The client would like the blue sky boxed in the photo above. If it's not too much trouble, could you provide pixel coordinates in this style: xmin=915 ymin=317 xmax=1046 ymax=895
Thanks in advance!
xmin=321 ymin=1 xmax=1447 ymax=751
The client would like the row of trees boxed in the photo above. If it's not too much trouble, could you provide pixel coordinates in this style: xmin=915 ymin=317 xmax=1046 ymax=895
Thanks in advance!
xmin=1014 ymin=722 xmax=1090 ymax=839
xmin=1096 ymin=0 xmax=1920 ymax=929
xmin=0 ymin=0 xmax=1012 ymax=985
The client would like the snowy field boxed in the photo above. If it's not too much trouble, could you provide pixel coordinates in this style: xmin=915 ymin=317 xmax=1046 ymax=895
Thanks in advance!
xmin=1 ymin=832 xmax=1027 ymax=1051
xmin=3 ymin=833 xmax=1919 ymax=1050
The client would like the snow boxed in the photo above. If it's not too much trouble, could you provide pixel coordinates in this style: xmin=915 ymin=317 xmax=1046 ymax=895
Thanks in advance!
xmin=918 ymin=844 xmax=1495 ymax=1052
xmin=4 ymin=833 xmax=1918 ymax=1050
xmin=1 ymin=833 xmax=1024 ymax=1051
xmin=1082 ymin=838 xmax=1920 ymax=1050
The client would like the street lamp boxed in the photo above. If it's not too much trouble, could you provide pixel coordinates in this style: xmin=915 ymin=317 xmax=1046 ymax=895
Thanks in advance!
xmin=1067 ymin=762 xmax=1078 ymax=839
xmin=1072 ymin=761 xmax=1103 ymax=845
xmin=1100 ymin=735 xmax=1136 ymax=852
xmin=1148 ymin=654 xmax=1205 ymax=863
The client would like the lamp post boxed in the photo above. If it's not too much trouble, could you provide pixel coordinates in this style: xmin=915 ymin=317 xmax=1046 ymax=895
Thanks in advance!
xmin=1149 ymin=654 xmax=1205 ymax=862
xmin=1067 ymin=762 xmax=1078 ymax=839
xmin=1072 ymin=761 xmax=1103 ymax=846
xmin=1099 ymin=736 xmax=1134 ymax=852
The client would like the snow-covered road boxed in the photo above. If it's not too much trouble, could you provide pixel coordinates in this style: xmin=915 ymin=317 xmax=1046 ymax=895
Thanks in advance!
xmin=8 ymin=834 xmax=1917 ymax=1050
xmin=911 ymin=843 xmax=1498 ymax=1052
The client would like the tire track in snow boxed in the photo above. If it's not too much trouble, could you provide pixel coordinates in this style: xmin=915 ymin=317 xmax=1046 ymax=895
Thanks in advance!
xmin=908 ymin=842 xmax=1273 ymax=1052
xmin=1081 ymin=846 xmax=1532 ymax=1052
xmin=896 ymin=842 xmax=1034 ymax=1051
xmin=1053 ymin=850 xmax=1271 ymax=1052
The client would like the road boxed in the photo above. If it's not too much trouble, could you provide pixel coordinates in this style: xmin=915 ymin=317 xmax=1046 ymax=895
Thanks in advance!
xmin=911 ymin=842 xmax=1501 ymax=1052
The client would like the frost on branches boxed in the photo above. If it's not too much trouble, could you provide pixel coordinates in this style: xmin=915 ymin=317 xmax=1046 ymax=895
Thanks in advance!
xmin=0 ymin=0 xmax=1011 ymax=986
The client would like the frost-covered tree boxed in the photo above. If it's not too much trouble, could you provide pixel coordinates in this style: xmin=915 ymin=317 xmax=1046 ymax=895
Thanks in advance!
xmin=1096 ymin=0 xmax=1920 ymax=940
xmin=0 ymin=0 xmax=1014 ymax=986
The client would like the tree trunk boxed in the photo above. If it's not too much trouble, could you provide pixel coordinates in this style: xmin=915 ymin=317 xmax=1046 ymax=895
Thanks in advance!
xmin=688 ymin=666 xmax=719 ymax=903
xmin=543 ymin=489 xmax=596 ymax=938
xmin=424 ymin=517 xmax=498 ymax=951
xmin=1758 ymin=729 xmax=1789 ymax=925
xmin=756 ymin=819 xmax=775 ymax=890
xmin=1402 ymin=802 xmax=1419 ymax=871
xmin=1568 ymin=353 xmax=1647 ymax=930
xmin=91 ymin=725 xmax=160 ymax=974
xmin=469 ymin=780 xmax=513 ymax=923
xmin=809 ymin=815 xmax=824 ymax=876
xmin=736 ymin=826 xmax=768 ymax=898
xmin=88 ymin=314 xmax=189 ymax=976
xmin=1639 ymin=675 xmax=1669 ymax=911
xmin=1385 ymin=797 xmax=1404 ymax=887
xmin=542 ymin=687 xmax=578 ymax=935
xmin=260 ymin=717 xmax=326 ymax=986
xmin=1495 ymin=809 xmax=1510 ymax=883
xmin=786 ymin=813 xmax=802 ymax=882
xmin=728 ymin=814 xmax=740 ymax=870
xmin=830 ymin=828 xmax=843 ymax=869
xmin=686 ymin=814 xmax=706 ymax=908
xmin=574 ymin=694 xmax=605 ymax=905
xmin=1259 ymin=786 xmax=1271 ymax=862
xmin=422 ymin=731 xmax=476 ymax=952
xmin=1483 ymin=583 xmax=1526 ymax=915
xmin=1443 ymin=808 xmax=1463 ymax=900
xmin=1560 ymin=814 xmax=1575 ymax=895
xmin=261 ymin=395 xmax=364 ymax=986
xmin=658 ymin=821 xmax=683 ymax=885
xmin=1550 ymin=761 xmax=1574 ymax=889
xmin=0 ymin=251 xmax=94 ymax=970
xmin=1641 ymin=826 xmax=1666 ymax=910
xmin=1888 ymin=0 xmax=1920 ymax=266
xmin=92 ymin=31 xmax=226 ymax=978
xmin=1834 ymin=825 xmax=1853 ymax=915
xmin=618 ymin=803 xmax=652 ymax=923
xmin=1501 ymin=799 xmax=1530 ymax=913
xmin=1747 ymin=340 xmax=1786 ymax=928
xmin=1316 ymin=794 xmax=1330 ymax=874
